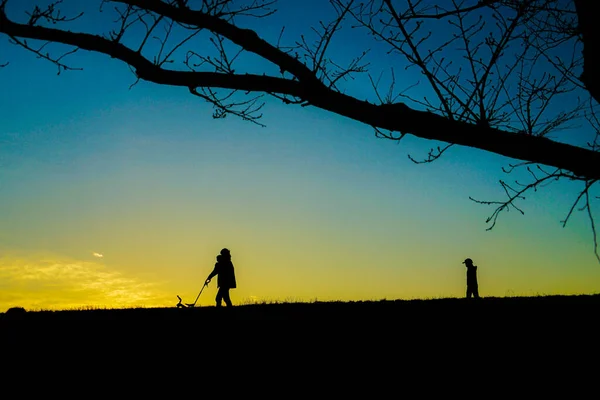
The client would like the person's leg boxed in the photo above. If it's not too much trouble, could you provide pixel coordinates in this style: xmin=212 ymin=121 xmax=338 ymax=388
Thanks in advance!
xmin=473 ymin=284 xmax=480 ymax=299
xmin=222 ymin=289 xmax=232 ymax=307
xmin=215 ymin=288 xmax=224 ymax=307
xmin=466 ymin=286 xmax=472 ymax=299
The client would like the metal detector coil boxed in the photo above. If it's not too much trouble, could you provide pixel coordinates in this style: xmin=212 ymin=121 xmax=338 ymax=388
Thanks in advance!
xmin=176 ymin=282 xmax=208 ymax=308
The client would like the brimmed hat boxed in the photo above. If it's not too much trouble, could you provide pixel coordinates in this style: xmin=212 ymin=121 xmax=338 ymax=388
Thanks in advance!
xmin=462 ymin=258 xmax=473 ymax=264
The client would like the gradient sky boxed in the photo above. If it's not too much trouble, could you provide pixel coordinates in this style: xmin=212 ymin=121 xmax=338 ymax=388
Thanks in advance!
xmin=1 ymin=0 xmax=599 ymax=311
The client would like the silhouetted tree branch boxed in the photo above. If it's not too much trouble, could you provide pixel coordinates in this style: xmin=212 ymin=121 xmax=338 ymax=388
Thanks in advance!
xmin=2 ymin=0 xmax=600 ymax=258
xmin=574 ymin=0 xmax=600 ymax=104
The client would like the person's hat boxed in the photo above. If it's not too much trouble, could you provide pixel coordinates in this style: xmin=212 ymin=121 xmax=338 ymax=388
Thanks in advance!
xmin=220 ymin=248 xmax=230 ymax=255
xmin=462 ymin=258 xmax=473 ymax=264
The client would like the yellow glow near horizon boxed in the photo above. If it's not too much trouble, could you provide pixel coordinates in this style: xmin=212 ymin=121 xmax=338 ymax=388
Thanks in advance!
xmin=2 ymin=228 xmax=600 ymax=312
xmin=0 ymin=251 xmax=172 ymax=310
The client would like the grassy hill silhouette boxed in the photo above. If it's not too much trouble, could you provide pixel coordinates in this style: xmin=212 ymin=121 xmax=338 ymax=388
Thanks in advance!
xmin=3 ymin=294 xmax=598 ymax=324
xmin=2 ymin=294 xmax=596 ymax=377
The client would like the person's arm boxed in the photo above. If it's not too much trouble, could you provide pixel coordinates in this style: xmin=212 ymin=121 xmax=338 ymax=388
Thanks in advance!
xmin=205 ymin=264 xmax=219 ymax=283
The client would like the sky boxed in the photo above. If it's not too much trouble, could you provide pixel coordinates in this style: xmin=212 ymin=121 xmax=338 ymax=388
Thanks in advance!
xmin=1 ymin=0 xmax=599 ymax=311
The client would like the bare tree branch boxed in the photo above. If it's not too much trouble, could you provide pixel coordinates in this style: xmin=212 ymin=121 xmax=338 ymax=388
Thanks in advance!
xmin=469 ymin=166 xmax=570 ymax=230
xmin=2 ymin=0 xmax=600 ymax=259
xmin=2 ymin=2 xmax=597 ymax=181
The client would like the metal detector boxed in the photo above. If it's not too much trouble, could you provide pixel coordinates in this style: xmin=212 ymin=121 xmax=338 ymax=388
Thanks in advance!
xmin=176 ymin=282 xmax=208 ymax=308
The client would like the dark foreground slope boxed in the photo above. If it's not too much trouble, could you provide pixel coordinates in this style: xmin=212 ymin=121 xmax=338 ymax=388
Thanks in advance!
xmin=1 ymin=295 xmax=598 ymax=388
xmin=2 ymin=294 xmax=598 ymax=331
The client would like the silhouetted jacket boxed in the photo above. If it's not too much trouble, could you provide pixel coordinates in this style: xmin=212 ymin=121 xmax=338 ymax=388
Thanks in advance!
xmin=466 ymin=265 xmax=478 ymax=286
xmin=207 ymin=259 xmax=237 ymax=289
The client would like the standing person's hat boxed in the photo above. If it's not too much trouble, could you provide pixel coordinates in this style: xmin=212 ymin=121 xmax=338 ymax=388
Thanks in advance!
xmin=462 ymin=258 xmax=473 ymax=264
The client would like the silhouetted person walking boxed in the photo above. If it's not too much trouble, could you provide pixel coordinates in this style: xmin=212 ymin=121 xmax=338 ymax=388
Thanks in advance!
xmin=206 ymin=248 xmax=237 ymax=307
xmin=463 ymin=258 xmax=480 ymax=299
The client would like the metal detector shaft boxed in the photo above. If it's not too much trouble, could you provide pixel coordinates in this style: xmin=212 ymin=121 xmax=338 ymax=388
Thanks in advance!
xmin=187 ymin=282 xmax=208 ymax=307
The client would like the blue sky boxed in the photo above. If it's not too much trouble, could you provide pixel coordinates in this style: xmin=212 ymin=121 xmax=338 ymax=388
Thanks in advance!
xmin=1 ymin=0 xmax=599 ymax=310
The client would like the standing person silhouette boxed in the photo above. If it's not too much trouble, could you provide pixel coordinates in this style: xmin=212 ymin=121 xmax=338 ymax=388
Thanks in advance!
xmin=205 ymin=248 xmax=237 ymax=307
xmin=463 ymin=258 xmax=480 ymax=299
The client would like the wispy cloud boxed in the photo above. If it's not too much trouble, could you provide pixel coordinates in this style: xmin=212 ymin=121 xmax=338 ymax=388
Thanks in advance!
xmin=92 ymin=252 xmax=104 ymax=258
xmin=0 ymin=251 xmax=172 ymax=311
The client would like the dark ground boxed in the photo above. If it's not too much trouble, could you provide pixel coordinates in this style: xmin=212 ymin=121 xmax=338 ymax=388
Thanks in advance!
xmin=2 ymin=294 xmax=598 ymax=333
xmin=1 ymin=295 xmax=598 ymax=390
